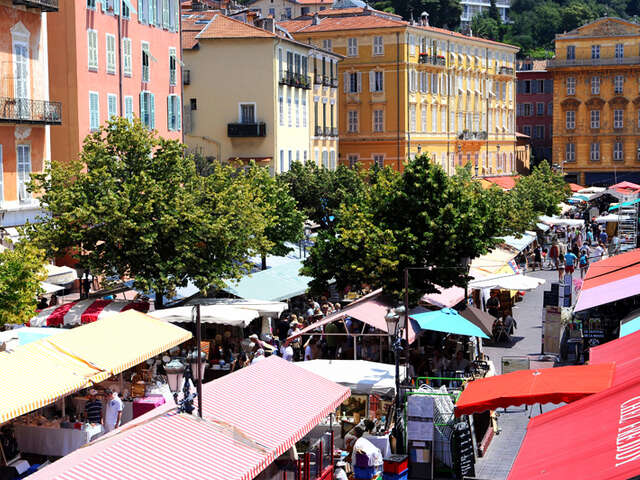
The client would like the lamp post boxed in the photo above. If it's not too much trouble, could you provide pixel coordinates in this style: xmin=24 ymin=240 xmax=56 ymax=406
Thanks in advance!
xmin=164 ymin=358 xmax=196 ymax=415
xmin=385 ymin=306 xmax=405 ymax=453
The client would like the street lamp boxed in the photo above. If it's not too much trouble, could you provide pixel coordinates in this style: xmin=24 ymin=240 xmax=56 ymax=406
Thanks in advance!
xmin=385 ymin=306 xmax=405 ymax=454
xmin=164 ymin=358 xmax=197 ymax=415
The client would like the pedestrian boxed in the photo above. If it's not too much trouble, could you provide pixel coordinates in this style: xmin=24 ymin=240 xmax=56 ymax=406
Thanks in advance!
xmin=486 ymin=291 xmax=500 ymax=318
xmin=564 ymin=250 xmax=577 ymax=275
xmin=557 ymin=256 xmax=564 ymax=282
xmin=549 ymin=242 xmax=560 ymax=271
xmin=84 ymin=389 xmax=102 ymax=424
xmin=102 ymin=389 xmax=123 ymax=433
xmin=324 ymin=321 xmax=339 ymax=359
xmin=304 ymin=337 xmax=316 ymax=361
xmin=592 ymin=243 xmax=606 ymax=263
xmin=49 ymin=294 xmax=58 ymax=307
xmin=251 ymin=348 xmax=265 ymax=364
xmin=599 ymin=227 xmax=608 ymax=246
xmin=37 ymin=297 xmax=49 ymax=310
xmin=533 ymin=246 xmax=542 ymax=271
xmin=276 ymin=315 xmax=290 ymax=343
xmin=586 ymin=229 xmax=594 ymax=246
xmin=579 ymin=249 xmax=589 ymax=278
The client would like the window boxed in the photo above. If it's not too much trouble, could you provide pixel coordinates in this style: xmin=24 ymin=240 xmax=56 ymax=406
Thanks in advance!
xmin=106 ymin=34 xmax=116 ymax=74
xmin=240 ymin=103 xmax=255 ymax=124
xmin=373 ymin=36 xmax=383 ymax=55
xmin=523 ymin=103 xmax=532 ymax=116
xmin=302 ymin=96 xmax=307 ymax=128
xmin=614 ymin=141 xmax=624 ymax=161
xmin=534 ymin=125 xmax=544 ymax=139
xmin=536 ymin=102 xmax=544 ymax=116
xmin=295 ymin=93 xmax=299 ymax=128
xmin=169 ymin=48 xmax=177 ymax=86
xmin=268 ymin=8 xmax=275 ymax=17
xmin=167 ymin=94 xmax=181 ymax=130
xmin=591 ymin=45 xmax=600 ymax=59
xmin=347 ymin=38 xmax=358 ymax=57
xmin=615 ymin=75 xmax=624 ymax=94
xmin=421 ymin=106 xmax=427 ymax=133
xmin=280 ymin=150 xmax=285 ymax=172
xmin=409 ymin=104 xmax=416 ymax=132
xmin=523 ymin=80 xmax=531 ymax=94
xmin=373 ymin=154 xmax=384 ymax=169
xmin=548 ymin=102 xmax=553 ymax=115
xmin=107 ymin=93 xmax=117 ymax=119
xmin=616 ymin=43 xmax=624 ymax=59
xmin=566 ymin=77 xmax=575 ymax=95
xmin=566 ymin=143 xmax=575 ymax=162
xmin=614 ymin=109 xmax=624 ymax=129
xmin=16 ymin=145 xmax=31 ymax=203
xmin=567 ymin=45 xmax=575 ymax=60
xmin=321 ymin=150 xmax=328 ymax=168
xmin=124 ymin=96 xmax=133 ymax=122
xmin=89 ymin=91 xmax=99 ymax=131
xmin=163 ymin=0 xmax=170 ymax=28
xmin=373 ymin=109 xmax=383 ymax=132
xmin=330 ymin=151 xmax=336 ymax=170
xmin=347 ymin=72 xmax=360 ymax=93
xmin=537 ymin=79 xmax=544 ymax=93
xmin=590 ymin=110 xmax=600 ymax=129
xmin=122 ymin=0 xmax=130 ymax=18
xmin=87 ymin=0 xmax=96 ymax=8
xmin=370 ymin=71 xmax=383 ymax=92
xmin=139 ymin=91 xmax=155 ymax=128
xmin=348 ymin=154 xmax=358 ymax=168
xmin=142 ymin=42 xmax=150 ymax=82
xmin=566 ymin=110 xmax=575 ymax=130
xmin=590 ymin=76 xmax=600 ymax=95
xmin=278 ymin=95 xmax=283 ymax=126
xmin=288 ymin=151 xmax=292 ymax=169
xmin=88 ymin=30 xmax=98 ymax=71
xmin=285 ymin=7 xmax=291 ymax=18
xmin=287 ymin=96 xmax=292 ymax=127
xmin=322 ymin=39 xmax=332 ymax=52
xmin=122 ymin=38 xmax=132 ymax=76
xmin=347 ymin=110 xmax=358 ymax=133
xmin=523 ymin=125 xmax=531 ymax=137
xmin=590 ymin=142 xmax=600 ymax=161
xmin=138 ymin=0 xmax=147 ymax=23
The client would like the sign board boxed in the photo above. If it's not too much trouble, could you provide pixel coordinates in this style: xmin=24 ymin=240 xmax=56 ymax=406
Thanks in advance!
xmin=501 ymin=356 xmax=531 ymax=375
xmin=582 ymin=328 xmax=605 ymax=348
xmin=407 ymin=395 xmax=434 ymax=480
xmin=452 ymin=416 xmax=476 ymax=479
xmin=543 ymin=306 xmax=562 ymax=355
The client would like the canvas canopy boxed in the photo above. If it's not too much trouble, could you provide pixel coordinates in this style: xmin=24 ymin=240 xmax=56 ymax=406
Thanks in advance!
xmin=538 ymin=215 xmax=585 ymax=227
xmin=149 ymin=305 xmax=260 ymax=328
xmin=296 ymin=360 xmax=406 ymax=397
xmin=186 ymin=298 xmax=288 ymax=317
xmin=410 ymin=308 xmax=490 ymax=339
xmin=223 ymin=260 xmax=313 ymax=301
xmin=468 ymin=273 xmax=545 ymax=292
xmin=421 ymin=285 xmax=465 ymax=308
xmin=30 ymin=299 xmax=149 ymax=327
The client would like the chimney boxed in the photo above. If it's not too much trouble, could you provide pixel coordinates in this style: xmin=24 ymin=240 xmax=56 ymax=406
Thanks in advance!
xmin=421 ymin=11 xmax=429 ymax=26
xmin=262 ymin=17 xmax=275 ymax=32
xmin=312 ymin=12 xmax=320 ymax=25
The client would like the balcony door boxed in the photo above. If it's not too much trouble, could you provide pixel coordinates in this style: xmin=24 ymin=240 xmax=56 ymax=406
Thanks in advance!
xmin=240 ymin=104 xmax=255 ymax=124
xmin=13 ymin=42 xmax=29 ymax=119
xmin=17 ymin=144 xmax=31 ymax=204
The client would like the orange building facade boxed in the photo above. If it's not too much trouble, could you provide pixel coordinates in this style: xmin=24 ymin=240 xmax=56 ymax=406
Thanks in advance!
xmin=48 ymin=0 xmax=182 ymax=171
xmin=0 ymin=0 xmax=60 ymax=228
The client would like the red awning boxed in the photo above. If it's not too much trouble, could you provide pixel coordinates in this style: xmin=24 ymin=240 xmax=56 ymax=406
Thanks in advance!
xmin=287 ymin=289 xmax=417 ymax=344
xmin=590 ymin=329 xmax=640 ymax=386
xmin=421 ymin=285 xmax=465 ymax=308
xmin=454 ymin=363 xmax=615 ymax=416
xmin=30 ymin=356 xmax=350 ymax=480
xmin=508 ymin=376 xmax=640 ymax=479
xmin=568 ymin=182 xmax=584 ymax=192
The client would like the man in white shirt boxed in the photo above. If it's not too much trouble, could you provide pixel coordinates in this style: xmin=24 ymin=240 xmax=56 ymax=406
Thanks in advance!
xmin=103 ymin=389 xmax=123 ymax=433
xmin=280 ymin=343 xmax=294 ymax=362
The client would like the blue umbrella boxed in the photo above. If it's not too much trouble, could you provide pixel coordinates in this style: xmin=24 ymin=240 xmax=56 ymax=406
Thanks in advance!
xmin=410 ymin=308 xmax=490 ymax=339
xmin=620 ymin=316 xmax=640 ymax=338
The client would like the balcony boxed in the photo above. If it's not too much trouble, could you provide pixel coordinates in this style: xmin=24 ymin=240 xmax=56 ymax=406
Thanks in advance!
xmin=227 ymin=122 xmax=266 ymax=137
xmin=548 ymin=56 xmax=640 ymax=68
xmin=280 ymin=71 xmax=311 ymax=90
xmin=331 ymin=127 xmax=338 ymax=136
xmin=458 ymin=130 xmax=488 ymax=140
xmin=498 ymin=66 xmax=514 ymax=75
xmin=0 ymin=97 xmax=61 ymax=125
xmin=315 ymin=126 xmax=323 ymax=136
xmin=418 ymin=54 xmax=446 ymax=66
xmin=331 ymin=77 xmax=339 ymax=88
xmin=324 ymin=126 xmax=332 ymax=136
xmin=13 ymin=0 xmax=58 ymax=11
xmin=183 ymin=69 xmax=191 ymax=85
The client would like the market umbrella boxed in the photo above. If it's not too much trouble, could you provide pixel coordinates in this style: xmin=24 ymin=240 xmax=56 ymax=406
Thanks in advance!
xmin=619 ymin=309 xmax=640 ymax=338
xmin=457 ymin=306 xmax=494 ymax=339
xmin=410 ymin=308 xmax=490 ymax=339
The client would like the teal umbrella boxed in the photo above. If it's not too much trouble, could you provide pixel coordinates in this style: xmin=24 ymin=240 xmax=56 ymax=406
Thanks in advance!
xmin=620 ymin=315 xmax=640 ymax=338
xmin=410 ymin=308 xmax=490 ymax=339
xmin=609 ymin=198 xmax=640 ymax=211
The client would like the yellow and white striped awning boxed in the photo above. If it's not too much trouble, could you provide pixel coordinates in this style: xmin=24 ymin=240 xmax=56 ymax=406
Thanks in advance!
xmin=0 ymin=310 xmax=191 ymax=425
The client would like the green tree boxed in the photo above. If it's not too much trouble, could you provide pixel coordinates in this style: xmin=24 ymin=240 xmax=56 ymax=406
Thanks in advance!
xmin=302 ymin=156 xmax=522 ymax=301
xmin=28 ymin=118 xmax=268 ymax=307
xmin=488 ymin=0 xmax=501 ymax=22
xmin=471 ymin=13 xmax=502 ymax=41
xmin=247 ymin=165 xmax=304 ymax=269
xmin=510 ymin=160 xmax=571 ymax=217
xmin=389 ymin=0 xmax=462 ymax=30
xmin=279 ymin=162 xmax=366 ymax=230
xmin=0 ymin=241 xmax=46 ymax=326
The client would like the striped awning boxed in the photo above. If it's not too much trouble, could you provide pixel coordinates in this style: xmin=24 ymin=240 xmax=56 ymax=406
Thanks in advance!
xmin=0 ymin=311 xmax=190 ymax=425
xmin=29 ymin=357 xmax=351 ymax=480
xmin=48 ymin=310 xmax=193 ymax=375
xmin=30 ymin=299 xmax=149 ymax=327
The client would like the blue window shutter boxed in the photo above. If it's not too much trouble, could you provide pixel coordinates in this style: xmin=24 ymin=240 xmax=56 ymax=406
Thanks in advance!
xmin=176 ymin=96 xmax=181 ymax=131
xmin=167 ymin=95 xmax=173 ymax=130
xmin=138 ymin=0 xmax=143 ymax=21
xmin=150 ymin=93 xmax=155 ymax=129
xmin=139 ymin=92 xmax=145 ymax=126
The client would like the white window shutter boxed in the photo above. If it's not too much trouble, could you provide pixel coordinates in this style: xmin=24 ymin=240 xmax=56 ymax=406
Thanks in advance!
xmin=357 ymin=72 xmax=362 ymax=93
xmin=150 ymin=93 xmax=155 ymax=129
xmin=176 ymin=96 xmax=181 ymax=131
xmin=139 ymin=92 xmax=145 ymax=124
xmin=343 ymin=72 xmax=348 ymax=93
xmin=369 ymin=71 xmax=375 ymax=92
xmin=167 ymin=96 xmax=172 ymax=130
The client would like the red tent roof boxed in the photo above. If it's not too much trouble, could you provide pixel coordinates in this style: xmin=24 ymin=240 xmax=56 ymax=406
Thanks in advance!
xmin=589 ymin=329 xmax=640 ymax=386
xmin=583 ymin=248 xmax=640 ymax=284
xmin=508 ymin=375 xmax=640 ymax=479
xmin=568 ymin=182 xmax=584 ymax=192
xmin=454 ymin=363 xmax=615 ymax=416
xmin=30 ymin=356 xmax=350 ymax=480
xmin=482 ymin=176 xmax=519 ymax=191
xmin=609 ymin=181 xmax=640 ymax=195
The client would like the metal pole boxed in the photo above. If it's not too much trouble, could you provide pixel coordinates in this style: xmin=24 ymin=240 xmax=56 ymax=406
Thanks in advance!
xmin=196 ymin=304 xmax=203 ymax=418
xmin=404 ymin=267 xmax=409 ymax=346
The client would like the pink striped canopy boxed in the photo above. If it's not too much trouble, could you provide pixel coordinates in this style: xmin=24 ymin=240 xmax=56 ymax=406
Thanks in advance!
xmin=31 ymin=356 xmax=350 ymax=480
xmin=29 ymin=299 xmax=149 ymax=327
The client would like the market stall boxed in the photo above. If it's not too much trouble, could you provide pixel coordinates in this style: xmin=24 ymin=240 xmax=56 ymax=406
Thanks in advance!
xmin=29 ymin=299 xmax=149 ymax=327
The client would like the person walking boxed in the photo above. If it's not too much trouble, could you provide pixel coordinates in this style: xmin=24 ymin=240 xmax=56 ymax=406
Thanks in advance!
xmin=102 ymin=389 xmax=123 ymax=433
xmin=579 ymin=249 xmax=589 ymax=279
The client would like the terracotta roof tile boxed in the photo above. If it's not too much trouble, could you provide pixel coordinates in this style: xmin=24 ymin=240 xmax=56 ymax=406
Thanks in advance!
xmin=282 ymin=15 xmax=406 ymax=33
xmin=182 ymin=30 xmax=201 ymax=49
xmin=278 ymin=19 xmax=314 ymax=33
xmin=315 ymin=7 xmax=401 ymax=18
xmin=197 ymin=14 xmax=276 ymax=39
xmin=296 ymin=0 xmax=332 ymax=4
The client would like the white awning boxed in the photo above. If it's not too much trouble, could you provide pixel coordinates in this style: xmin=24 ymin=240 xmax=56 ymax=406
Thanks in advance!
xmin=44 ymin=264 xmax=78 ymax=285
xmin=469 ymin=273 xmax=545 ymax=292
xmin=148 ymin=305 xmax=260 ymax=328
xmin=186 ymin=298 xmax=287 ymax=317
xmin=40 ymin=281 xmax=65 ymax=294
xmin=539 ymin=215 xmax=585 ymax=227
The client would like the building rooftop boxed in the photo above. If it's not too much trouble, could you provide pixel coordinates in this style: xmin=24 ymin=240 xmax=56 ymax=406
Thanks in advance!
xmin=197 ymin=13 xmax=277 ymax=39
xmin=516 ymin=59 xmax=548 ymax=72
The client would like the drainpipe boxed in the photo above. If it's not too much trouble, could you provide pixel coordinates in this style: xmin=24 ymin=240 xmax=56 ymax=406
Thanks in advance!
xmin=446 ymin=40 xmax=450 ymax=174
xmin=179 ymin=0 xmax=184 ymax=143
xmin=396 ymin=32 xmax=400 ymax=170
xmin=117 ymin=6 xmax=123 ymax=116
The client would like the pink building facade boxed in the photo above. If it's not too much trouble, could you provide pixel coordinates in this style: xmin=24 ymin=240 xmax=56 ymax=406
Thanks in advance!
xmin=48 ymin=0 xmax=182 ymax=170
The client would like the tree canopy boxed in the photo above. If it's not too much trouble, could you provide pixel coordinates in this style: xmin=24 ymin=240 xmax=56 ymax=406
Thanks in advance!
xmin=372 ymin=0 xmax=463 ymax=30
xmin=28 ymin=119 xmax=278 ymax=305
xmin=510 ymin=160 xmax=571 ymax=217
xmin=0 ymin=241 xmax=46 ymax=326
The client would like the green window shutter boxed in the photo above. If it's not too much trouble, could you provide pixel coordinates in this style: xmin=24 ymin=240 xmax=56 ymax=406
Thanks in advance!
xmin=150 ymin=93 xmax=155 ymax=129
xmin=176 ymin=96 xmax=181 ymax=131
xmin=139 ymin=92 xmax=146 ymax=126
xmin=167 ymin=95 xmax=173 ymax=130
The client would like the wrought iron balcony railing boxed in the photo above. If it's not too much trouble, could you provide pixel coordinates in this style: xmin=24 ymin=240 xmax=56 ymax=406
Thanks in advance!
xmin=331 ymin=127 xmax=338 ymax=136
xmin=498 ymin=66 xmax=514 ymax=75
xmin=315 ymin=126 xmax=324 ymax=136
xmin=418 ymin=54 xmax=446 ymax=66
xmin=0 ymin=97 xmax=62 ymax=125
xmin=548 ymin=56 xmax=640 ymax=68
xmin=13 ymin=0 xmax=58 ymax=11
xmin=279 ymin=71 xmax=311 ymax=90
xmin=227 ymin=122 xmax=266 ymax=137
xmin=331 ymin=77 xmax=339 ymax=88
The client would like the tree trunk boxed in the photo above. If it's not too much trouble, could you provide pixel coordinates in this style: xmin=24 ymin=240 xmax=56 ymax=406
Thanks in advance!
xmin=155 ymin=290 xmax=164 ymax=310
xmin=261 ymin=254 xmax=267 ymax=271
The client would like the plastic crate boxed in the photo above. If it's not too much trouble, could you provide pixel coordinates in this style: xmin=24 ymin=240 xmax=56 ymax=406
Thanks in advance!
xmin=383 ymin=454 xmax=408 ymax=474
xmin=382 ymin=470 xmax=408 ymax=480
xmin=353 ymin=465 xmax=381 ymax=479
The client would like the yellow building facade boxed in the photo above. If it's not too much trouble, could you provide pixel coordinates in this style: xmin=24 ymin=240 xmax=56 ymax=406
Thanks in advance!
xmin=282 ymin=9 xmax=519 ymax=174
xmin=549 ymin=17 xmax=640 ymax=185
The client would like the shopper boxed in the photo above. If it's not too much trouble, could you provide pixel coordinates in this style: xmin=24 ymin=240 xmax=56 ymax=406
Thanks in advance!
xmin=564 ymin=251 xmax=577 ymax=275
xmin=103 ymin=389 xmax=123 ymax=433
xmin=579 ymin=250 xmax=589 ymax=278
xmin=84 ymin=389 xmax=102 ymax=424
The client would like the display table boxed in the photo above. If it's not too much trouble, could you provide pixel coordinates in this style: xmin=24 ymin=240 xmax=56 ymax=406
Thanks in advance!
xmin=363 ymin=433 xmax=391 ymax=458
xmin=132 ymin=395 xmax=166 ymax=419
xmin=72 ymin=397 xmax=134 ymax=425
xmin=14 ymin=423 xmax=102 ymax=457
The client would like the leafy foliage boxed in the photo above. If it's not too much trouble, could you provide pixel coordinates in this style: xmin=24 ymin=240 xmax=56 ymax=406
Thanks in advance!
xmin=28 ymin=119 xmax=271 ymax=303
xmin=510 ymin=160 xmax=571 ymax=217
xmin=0 ymin=241 xmax=46 ymax=326
xmin=372 ymin=0 xmax=463 ymax=30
